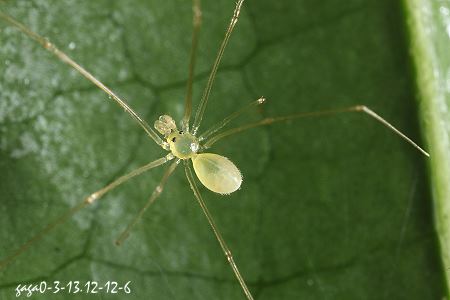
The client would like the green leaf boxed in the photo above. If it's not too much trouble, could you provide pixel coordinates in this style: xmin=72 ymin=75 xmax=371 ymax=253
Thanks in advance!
xmin=0 ymin=0 xmax=445 ymax=299
xmin=404 ymin=0 xmax=450 ymax=293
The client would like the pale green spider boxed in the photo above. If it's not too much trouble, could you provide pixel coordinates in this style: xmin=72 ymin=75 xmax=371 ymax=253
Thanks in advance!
xmin=0 ymin=0 xmax=429 ymax=299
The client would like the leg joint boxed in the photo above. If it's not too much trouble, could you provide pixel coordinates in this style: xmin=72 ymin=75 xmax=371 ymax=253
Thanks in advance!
xmin=85 ymin=192 xmax=98 ymax=204
xmin=225 ymin=250 xmax=233 ymax=262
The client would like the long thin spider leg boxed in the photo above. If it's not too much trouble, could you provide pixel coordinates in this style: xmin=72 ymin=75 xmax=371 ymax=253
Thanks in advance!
xmin=0 ymin=154 xmax=173 ymax=270
xmin=192 ymin=0 xmax=244 ymax=134
xmin=198 ymin=96 xmax=265 ymax=142
xmin=184 ymin=161 xmax=254 ymax=300
xmin=203 ymin=105 xmax=430 ymax=157
xmin=115 ymin=159 xmax=180 ymax=246
xmin=0 ymin=11 xmax=166 ymax=148
xmin=181 ymin=0 xmax=202 ymax=132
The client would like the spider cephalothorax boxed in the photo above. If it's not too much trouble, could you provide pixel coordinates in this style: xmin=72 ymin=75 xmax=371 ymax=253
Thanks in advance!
xmin=155 ymin=114 xmax=199 ymax=159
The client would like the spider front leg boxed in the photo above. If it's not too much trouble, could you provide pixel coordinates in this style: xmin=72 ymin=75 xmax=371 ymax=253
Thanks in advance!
xmin=192 ymin=0 xmax=245 ymax=134
xmin=0 ymin=11 xmax=166 ymax=148
xmin=181 ymin=0 xmax=202 ymax=132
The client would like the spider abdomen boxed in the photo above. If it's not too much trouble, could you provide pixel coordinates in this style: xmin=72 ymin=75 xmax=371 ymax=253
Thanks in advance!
xmin=192 ymin=153 xmax=242 ymax=194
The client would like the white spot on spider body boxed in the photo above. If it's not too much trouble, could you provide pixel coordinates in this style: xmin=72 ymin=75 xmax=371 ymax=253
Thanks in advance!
xmin=190 ymin=142 xmax=199 ymax=153
xmin=192 ymin=153 xmax=242 ymax=194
